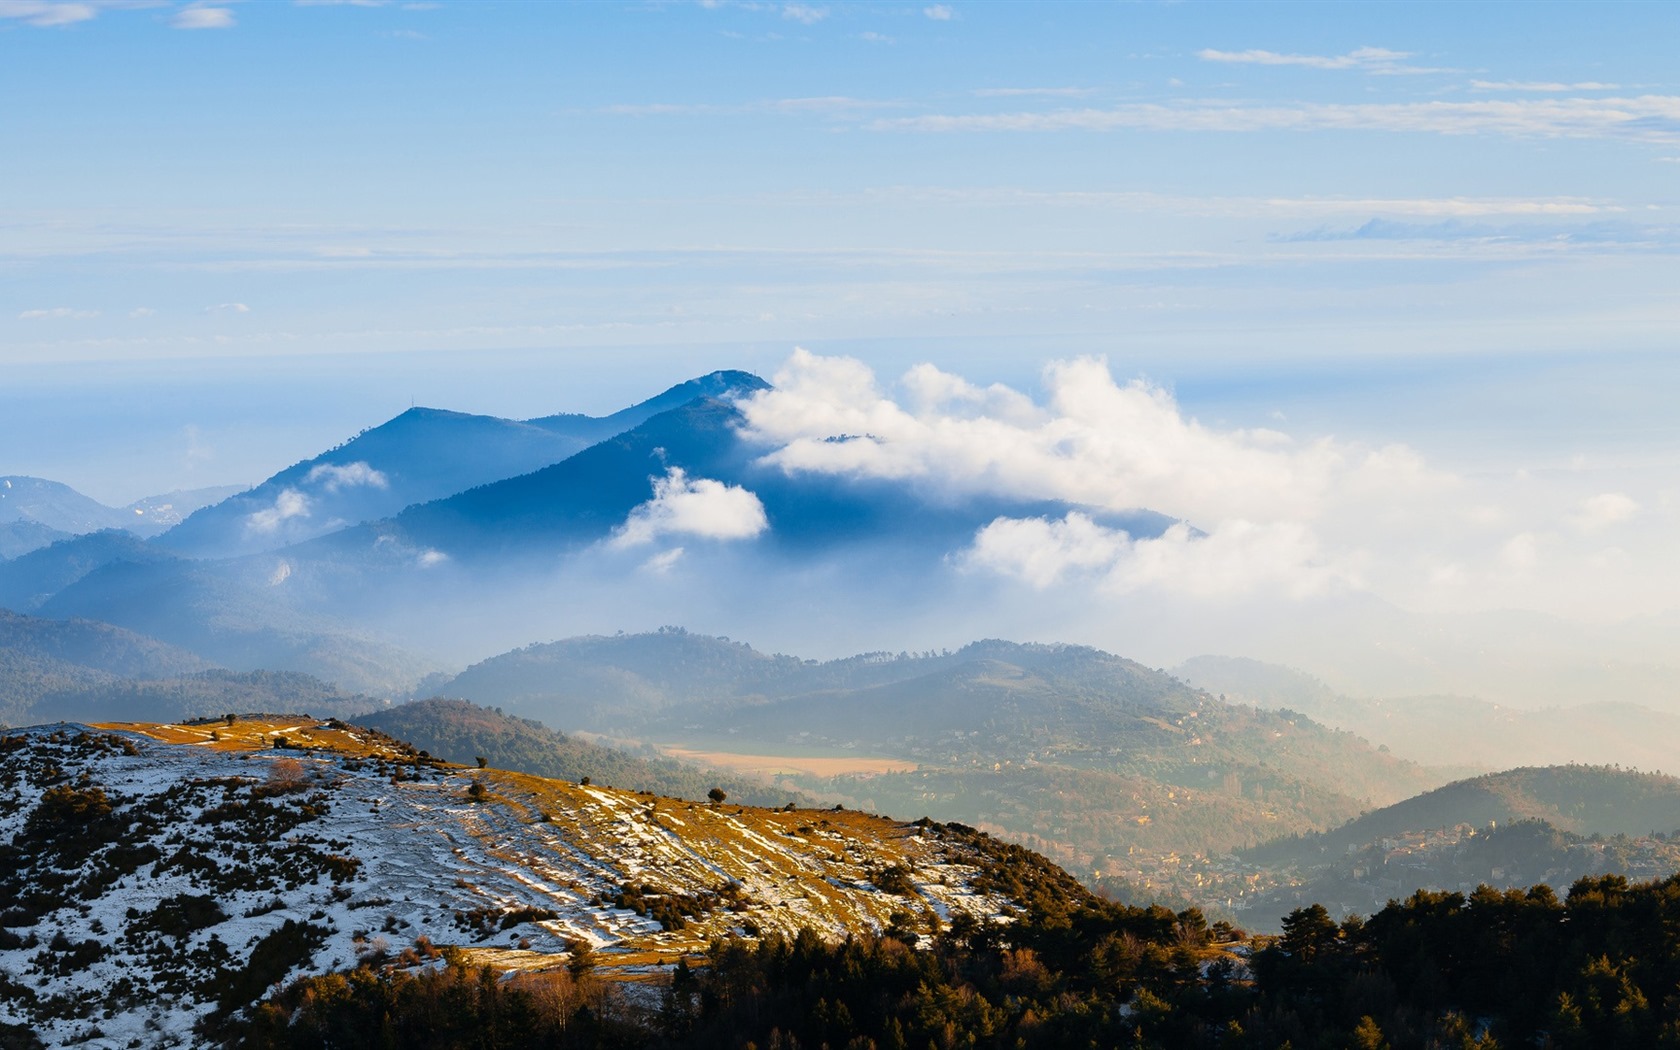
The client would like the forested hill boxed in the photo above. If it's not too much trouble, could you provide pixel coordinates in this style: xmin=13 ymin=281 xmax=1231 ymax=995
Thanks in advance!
xmin=360 ymin=698 xmax=809 ymax=809
xmin=1248 ymin=764 xmax=1680 ymax=866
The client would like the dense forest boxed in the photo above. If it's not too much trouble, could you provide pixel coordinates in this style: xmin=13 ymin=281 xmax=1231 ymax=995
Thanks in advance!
xmin=230 ymin=825 xmax=1680 ymax=1050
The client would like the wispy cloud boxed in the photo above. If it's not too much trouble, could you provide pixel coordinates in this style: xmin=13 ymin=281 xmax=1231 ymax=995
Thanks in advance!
xmin=205 ymin=302 xmax=251 ymax=312
xmin=922 ymin=3 xmax=952 ymax=19
xmin=873 ymin=95 xmax=1680 ymax=143
xmin=18 ymin=306 xmax=99 ymax=319
xmin=247 ymin=488 xmax=309 ymax=533
xmin=1572 ymin=492 xmax=1639 ymax=532
xmin=1197 ymin=46 xmax=1451 ymax=76
xmin=0 ymin=1 xmax=98 ymax=27
xmin=602 ymin=96 xmax=899 ymax=117
xmin=171 ymin=4 xmax=234 ymax=29
xmin=1471 ymin=79 xmax=1621 ymax=93
xmin=780 ymin=2 xmax=825 ymax=24
xmin=305 ymin=461 xmax=388 ymax=492
xmin=972 ymin=87 xmax=1093 ymax=98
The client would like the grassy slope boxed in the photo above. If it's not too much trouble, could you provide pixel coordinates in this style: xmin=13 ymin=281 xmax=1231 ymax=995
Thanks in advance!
xmin=361 ymin=698 xmax=810 ymax=808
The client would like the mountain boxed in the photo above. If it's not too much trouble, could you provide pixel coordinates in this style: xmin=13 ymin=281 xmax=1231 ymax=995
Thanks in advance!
xmin=0 ymin=717 xmax=1039 ymax=1046
xmin=3 ymin=373 xmax=1177 ymax=686
xmin=360 ymin=697 xmax=810 ymax=808
xmin=1177 ymin=654 xmax=1680 ymax=773
xmin=156 ymin=371 xmax=769 ymax=558
xmin=1229 ymin=765 xmax=1680 ymax=929
xmin=0 ymin=476 xmax=135 ymax=535
xmin=0 ymin=608 xmax=394 ymax=726
xmin=35 ymin=558 xmax=437 ymax=696
xmin=0 ymin=531 xmax=177 ymax=613
xmin=430 ymin=629 xmax=1442 ymax=879
xmin=0 ymin=609 xmax=211 ymax=725
xmin=0 ymin=521 xmax=72 ymax=561
xmin=0 ymin=476 xmax=237 ymax=543
xmin=381 ymin=393 xmax=1171 ymax=561
xmin=1251 ymin=765 xmax=1680 ymax=865
xmin=123 ymin=484 xmax=246 ymax=533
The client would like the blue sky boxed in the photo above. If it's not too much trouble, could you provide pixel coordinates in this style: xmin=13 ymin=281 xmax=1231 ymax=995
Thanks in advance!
xmin=4 ymin=0 xmax=1679 ymax=627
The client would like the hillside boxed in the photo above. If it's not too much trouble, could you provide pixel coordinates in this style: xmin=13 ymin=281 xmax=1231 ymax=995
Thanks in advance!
xmin=0 ymin=718 xmax=1027 ymax=1047
xmin=1249 ymin=764 xmax=1680 ymax=866
xmin=1224 ymin=765 xmax=1680 ymax=929
xmin=434 ymin=630 xmax=1441 ymax=885
xmin=36 ymin=559 xmax=438 ymax=696
xmin=0 ymin=610 xmax=212 ymax=725
xmin=361 ymin=698 xmax=810 ymax=809
xmin=0 ymin=522 xmax=71 ymax=561
xmin=0 ymin=531 xmax=176 ymax=613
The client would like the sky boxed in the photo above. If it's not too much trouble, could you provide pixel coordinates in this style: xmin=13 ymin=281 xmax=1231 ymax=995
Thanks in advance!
xmin=4 ymin=0 xmax=1680 ymax=634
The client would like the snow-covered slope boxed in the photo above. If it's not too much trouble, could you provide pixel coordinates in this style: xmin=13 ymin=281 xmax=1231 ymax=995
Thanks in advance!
xmin=0 ymin=718 xmax=1014 ymax=1048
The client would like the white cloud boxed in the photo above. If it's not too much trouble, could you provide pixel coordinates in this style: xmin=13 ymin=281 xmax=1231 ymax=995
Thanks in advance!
xmin=205 ymin=302 xmax=250 ymax=312
xmin=966 ymin=514 xmax=1355 ymax=599
xmin=305 ymin=461 xmax=389 ymax=492
xmin=417 ymin=549 xmax=448 ymax=568
xmin=1572 ymin=492 xmax=1638 ymax=532
xmin=872 ymin=95 xmax=1680 ymax=143
xmin=18 ymin=307 xmax=98 ymax=320
xmin=610 ymin=467 xmax=769 ymax=548
xmin=781 ymin=2 xmax=825 ymax=24
xmin=172 ymin=5 xmax=234 ymax=28
xmin=740 ymin=349 xmax=1447 ymax=527
xmin=128 ymin=307 xmax=156 ymax=318
xmin=247 ymin=488 xmax=310 ymax=533
xmin=922 ymin=3 xmax=952 ymax=19
xmin=738 ymin=350 xmax=1474 ymax=605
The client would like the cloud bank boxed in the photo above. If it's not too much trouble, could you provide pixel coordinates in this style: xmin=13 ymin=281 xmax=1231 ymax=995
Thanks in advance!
xmin=737 ymin=350 xmax=1671 ymax=620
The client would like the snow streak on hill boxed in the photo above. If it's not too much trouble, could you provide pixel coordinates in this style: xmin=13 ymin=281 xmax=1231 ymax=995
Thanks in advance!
xmin=0 ymin=720 xmax=1011 ymax=1048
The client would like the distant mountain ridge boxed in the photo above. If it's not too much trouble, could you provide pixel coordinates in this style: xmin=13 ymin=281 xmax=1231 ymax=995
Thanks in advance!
xmin=0 ymin=476 xmax=237 ymax=549
xmin=429 ymin=628 xmax=1441 ymax=871
xmin=156 ymin=370 xmax=770 ymax=559
xmin=1251 ymin=765 xmax=1680 ymax=864
xmin=1177 ymin=653 xmax=1680 ymax=774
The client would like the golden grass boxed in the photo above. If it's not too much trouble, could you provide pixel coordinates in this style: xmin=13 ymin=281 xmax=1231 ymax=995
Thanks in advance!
xmin=95 ymin=717 xmax=439 ymax=761
xmin=91 ymin=718 xmax=995 ymax=978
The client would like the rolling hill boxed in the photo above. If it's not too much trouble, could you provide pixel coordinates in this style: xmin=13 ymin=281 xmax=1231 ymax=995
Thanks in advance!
xmin=0 ymin=717 xmax=1036 ymax=1047
xmin=431 ymin=629 xmax=1443 ymax=875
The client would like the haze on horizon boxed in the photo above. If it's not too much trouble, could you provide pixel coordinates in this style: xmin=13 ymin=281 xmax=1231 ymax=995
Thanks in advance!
xmin=4 ymin=1 xmax=1678 ymax=702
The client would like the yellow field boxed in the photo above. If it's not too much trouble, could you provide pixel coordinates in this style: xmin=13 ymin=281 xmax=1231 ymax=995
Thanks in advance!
xmin=660 ymin=746 xmax=917 ymax=778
